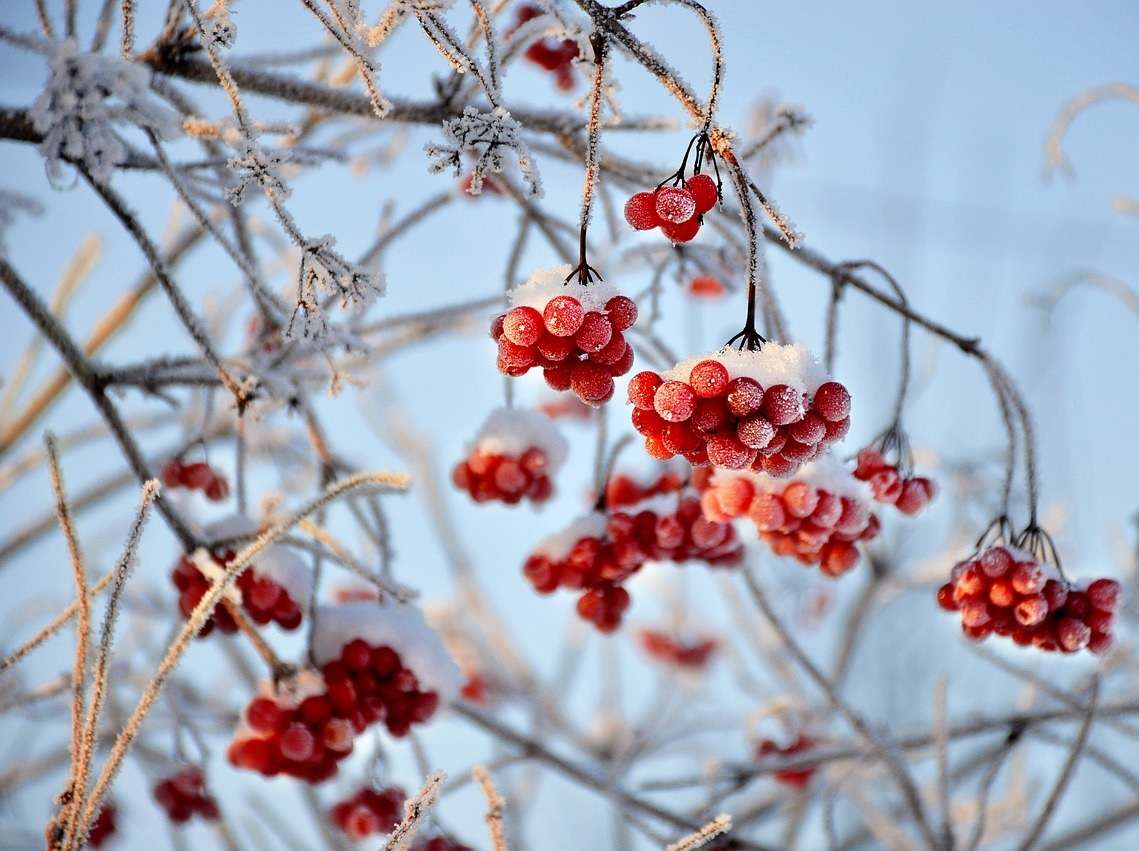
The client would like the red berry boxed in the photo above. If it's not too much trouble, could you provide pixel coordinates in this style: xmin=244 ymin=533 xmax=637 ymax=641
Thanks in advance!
xmin=628 ymin=372 xmax=663 ymax=410
xmin=570 ymin=361 xmax=614 ymax=405
xmin=1010 ymin=562 xmax=1045 ymax=595
xmin=687 ymin=173 xmax=718 ymax=213
xmin=788 ymin=413 xmax=826 ymax=446
xmin=706 ymin=435 xmax=756 ymax=469
xmin=1014 ymin=595 xmax=1048 ymax=627
xmin=937 ymin=583 xmax=958 ymax=611
xmin=726 ymin=377 xmax=764 ymax=416
xmin=279 ymin=723 xmax=315 ymax=762
xmin=661 ymin=215 xmax=700 ymax=243
xmin=688 ymin=359 xmax=729 ymax=398
xmin=979 ymin=547 xmax=1012 ymax=578
xmin=655 ymin=186 xmax=697 ymax=224
xmin=1056 ymin=617 xmax=1091 ymax=652
xmin=812 ymin=382 xmax=851 ymax=422
xmin=575 ymin=312 xmax=612 ymax=353
xmin=543 ymin=295 xmax=585 ymax=336
xmin=1086 ymin=578 xmax=1121 ymax=611
xmin=498 ymin=338 xmax=535 ymax=370
xmin=654 ymin=381 xmax=697 ymax=422
xmin=246 ymin=697 xmax=284 ymax=732
xmin=605 ymin=295 xmax=638 ymax=332
xmin=543 ymin=365 xmax=572 ymax=390
xmin=736 ymin=414 xmax=776 ymax=449
xmin=503 ymin=306 xmax=543 ymax=346
xmin=624 ymin=191 xmax=660 ymax=230
xmin=762 ymin=384 xmax=803 ymax=426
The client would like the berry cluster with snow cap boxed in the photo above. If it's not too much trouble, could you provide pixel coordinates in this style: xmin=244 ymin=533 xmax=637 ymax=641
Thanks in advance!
xmin=523 ymin=492 xmax=741 ymax=632
xmin=161 ymin=458 xmax=230 ymax=502
xmin=153 ymin=767 xmax=219 ymax=824
xmin=624 ymin=174 xmax=719 ymax=243
xmin=171 ymin=517 xmax=310 ymax=637
xmin=451 ymin=407 xmax=567 ymax=506
xmin=638 ymin=629 xmax=718 ymax=671
xmin=508 ymin=4 xmax=581 ymax=91
xmin=937 ymin=546 xmax=1120 ymax=654
xmin=329 ymin=786 xmax=405 ymax=840
xmin=493 ymin=266 xmax=638 ymax=407
xmin=228 ymin=601 xmax=459 ymax=782
xmin=701 ymin=457 xmax=879 ymax=577
xmin=853 ymin=447 xmax=937 ymax=516
xmin=628 ymin=345 xmax=851 ymax=476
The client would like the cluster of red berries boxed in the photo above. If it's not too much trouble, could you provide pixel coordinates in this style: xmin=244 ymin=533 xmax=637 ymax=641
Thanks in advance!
xmin=701 ymin=465 xmax=879 ymax=577
xmin=229 ymin=641 xmax=441 ymax=783
xmin=171 ymin=549 xmax=303 ymax=637
xmin=452 ymin=447 xmax=555 ymax=505
xmin=524 ymin=494 xmax=741 ymax=632
xmin=510 ymin=4 xmax=579 ymax=91
xmin=604 ymin=465 xmax=685 ymax=508
xmin=153 ymin=767 xmax=219 ymax=824
xmin=161 ymin=458 xmax=229 ymax=501
xmin=853 ymin=447 xmax=937 ymax=516
xmin=493 ymin=280 xmax=638 ymax=407
xmin=624 ymin=175 xmax=719 ymax=243
xmin=937 ymin=546 xmax=1120 ymax=654
xmin=411 ymin=837 xmax=475 ymax=851
xmin=87 ymin=803 xmax=118 ymax=847
xmin=329 ymin=786 xmax=405 ymax=840
xmin=638 ymin=629 xmax=718 ymax=670
xmin=628 ymin=349 xmax=851 ymax=476
xmin=756 ymin=735 xmax=816 ymax=790
xmin=451 ymin=408 xmax=566 ymax=506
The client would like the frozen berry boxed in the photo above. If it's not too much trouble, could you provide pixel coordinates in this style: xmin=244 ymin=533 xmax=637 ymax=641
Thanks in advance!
xmin=655 ymin=186 xmax=697 ymax=224
xmin=543 ymin=295 xmax=585 ymax=336
xmin=624 ymin=191 xmax=660 ymax=230
xmin=654 ymin=381 xmax=697 ymax=422
xmin=687 ymin=173 xmax=718 ymax=213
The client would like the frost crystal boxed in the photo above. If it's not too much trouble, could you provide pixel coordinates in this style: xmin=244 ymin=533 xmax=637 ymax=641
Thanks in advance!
xmin=426 ymin=106 xmax=542 ymax=196
xmin=30 ymin=39 xmax=181 ymax=187
xmin=292 ymin=236 xmax=384 ymax=340
xmin=225 ymin=139 xmax=292 ymax=205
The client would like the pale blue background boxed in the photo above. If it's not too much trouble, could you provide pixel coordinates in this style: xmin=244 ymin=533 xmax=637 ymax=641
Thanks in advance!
xmin=2 ymin=1 xmax=1138 ymax=849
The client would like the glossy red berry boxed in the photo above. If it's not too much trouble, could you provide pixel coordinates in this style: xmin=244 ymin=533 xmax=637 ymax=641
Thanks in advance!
xmin=624 ymin=191 xmax=660 ymax=230
xmin=687 ymin=173 xmax=718 ymax=213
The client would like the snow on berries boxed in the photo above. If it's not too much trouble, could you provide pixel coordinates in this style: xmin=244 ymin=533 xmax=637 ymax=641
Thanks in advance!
xmin=329 ymin=786 xmax=404 ymax=840
xmin=756 ymin=735 xmax=816 ymax=789
xmin=638 ymin=629 xmax=719 ymax=670
xmin=229 ymin=601 xmax=460 ymax=783
xmin=523 ymin=492 xmax=742 ymax=633
xmin=628 ymin=344 xmax=851 ymax=476
xmin=624 ymin=173 xmax=719 ymax=243
xmin=161 ymin=458 xmax=230 ymax=502
xmin=853 ymin=447 xmax=937 ymax=516
xmin=451 ymin=407 xmax=567 ymax=506
xmin=171 ymin=517 xmax=310 ymax=637
xmin=700 ymin=456 xmax=879 ymax=577
xmin=937 ymin=545 xmax=1120 ymax=655
xmin=492 ymin=265 xmax=637 ymax=407
xmin=153 ymin=767 xmax=219 ymax=824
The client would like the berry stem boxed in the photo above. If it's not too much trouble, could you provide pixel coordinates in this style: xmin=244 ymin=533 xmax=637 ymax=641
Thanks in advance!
xmin=568 ymin=31 xmax=609 ymax=288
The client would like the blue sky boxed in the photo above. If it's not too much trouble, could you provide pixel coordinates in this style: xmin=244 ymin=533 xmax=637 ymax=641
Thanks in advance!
xmin=2 ymin=1 xmax=1138 ymax=849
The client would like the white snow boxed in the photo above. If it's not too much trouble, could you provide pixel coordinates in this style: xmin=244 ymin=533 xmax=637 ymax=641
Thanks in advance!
xmin=710 ymin=454 xmax=870 ymax=501
xmin=471 ymin=407 xmax=569 ymax=469
xmin=30 ymin=39 xmax=181 ymax=187
xmin=663 ymin=343 xmax=830 ymax=395
xmin=533 ymin=512 xmax=608 ymax=560
xmin=312 ymin=600 xmax=462 ymax=698
xmin=508 ymin=265 xmax=619 ymax=314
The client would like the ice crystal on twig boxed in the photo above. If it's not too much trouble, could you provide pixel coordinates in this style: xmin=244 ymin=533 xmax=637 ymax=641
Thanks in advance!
xmin=426 ymin=106 xmax=542 ymax=197
xmin=225 ymin=139 xmax=292 ymax=205
xmin=30 ymin=39 xmax=181 ymax=187
xmin=291 ymin=236 xmax=383 ymax=340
